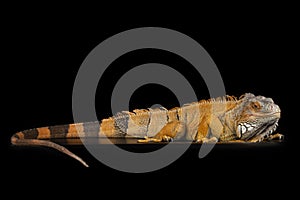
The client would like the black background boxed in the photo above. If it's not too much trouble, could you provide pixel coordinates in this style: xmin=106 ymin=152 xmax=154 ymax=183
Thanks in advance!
xmin=1 ymin=6 xmax=297 ymax=198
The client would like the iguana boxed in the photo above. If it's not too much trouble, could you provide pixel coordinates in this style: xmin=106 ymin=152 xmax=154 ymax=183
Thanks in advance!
xmin=11 ymin=93 xmax=283 ymax=167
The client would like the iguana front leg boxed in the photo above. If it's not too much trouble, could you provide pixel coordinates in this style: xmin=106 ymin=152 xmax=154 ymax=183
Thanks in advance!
xmin=195 ymin=114 xmax=223 ymax=143
xmin=137 ymin=121 xmax=186 ymax=143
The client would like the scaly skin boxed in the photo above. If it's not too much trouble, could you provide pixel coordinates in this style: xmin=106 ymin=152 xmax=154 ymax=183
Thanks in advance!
xmin=11 ymin=93 xmax=283 ymax=167
xmin=137 ymin=93 xmax=281 ymax=143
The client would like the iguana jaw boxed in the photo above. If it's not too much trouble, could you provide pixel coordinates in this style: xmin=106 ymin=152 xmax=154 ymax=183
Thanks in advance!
xmin=238 ymin=113 xmax=280 ymax=141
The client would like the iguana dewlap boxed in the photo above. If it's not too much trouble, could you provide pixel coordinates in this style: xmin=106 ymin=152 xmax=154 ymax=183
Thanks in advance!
xmin=11 ymin=93 xmax=283 ymax=167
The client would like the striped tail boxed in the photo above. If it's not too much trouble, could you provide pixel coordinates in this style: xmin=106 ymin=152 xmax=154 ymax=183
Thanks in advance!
xmin=10 ymin=122 xmax=105 ymax=167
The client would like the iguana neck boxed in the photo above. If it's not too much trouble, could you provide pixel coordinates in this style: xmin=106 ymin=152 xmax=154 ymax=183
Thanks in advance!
xmin=218 ymin=100 xmax=245 ymax=139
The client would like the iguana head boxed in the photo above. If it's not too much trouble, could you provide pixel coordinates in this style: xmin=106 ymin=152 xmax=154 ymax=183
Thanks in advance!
xmin=234 ymin=93 xmax=281 ymax=141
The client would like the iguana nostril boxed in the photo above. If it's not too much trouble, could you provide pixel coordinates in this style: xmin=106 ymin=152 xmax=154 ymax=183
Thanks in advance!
xmin=266 ymin=103 xmax=280 ymax=113
xmin=265 ymin=98 xmax=274 ymax=103
xmin=269 ymin=104 xmax=280 ymax=112
xmin=269 ymin=105 xmax=273 ymax=111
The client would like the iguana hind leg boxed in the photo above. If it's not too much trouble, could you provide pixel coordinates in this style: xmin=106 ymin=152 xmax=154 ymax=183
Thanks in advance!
xmin=137 ymin=121 xmax=186 ymax=143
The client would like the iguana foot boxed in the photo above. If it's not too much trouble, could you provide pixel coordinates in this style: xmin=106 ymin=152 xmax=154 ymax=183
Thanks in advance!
xmin=248 ymin=137 xmax=264 ymax=143
xmin=137 ymin=135 xmax=174 ymax=143
xmin=137 ymin=137 xmax=162 ymax=143
xmin=137 ymin=121 xmax=184 ymax=143
xmin=162 ymin=135 xmax=174 ymax=142
xmin=195 ymin=137 xmax=218 ymax=143
xmin=222 ymin=140 xmax=246 ymax=143
xmin=267 ymin=133 xmax=284 ymax=141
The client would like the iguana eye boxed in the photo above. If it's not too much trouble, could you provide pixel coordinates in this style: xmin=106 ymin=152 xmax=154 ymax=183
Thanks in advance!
xmin=251 ymin=101 xmax=261 ymax=109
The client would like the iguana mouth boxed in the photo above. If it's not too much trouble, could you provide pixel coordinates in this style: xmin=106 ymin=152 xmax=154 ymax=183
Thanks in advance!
xmin=239 ymin=119 xmax=279 ymax=141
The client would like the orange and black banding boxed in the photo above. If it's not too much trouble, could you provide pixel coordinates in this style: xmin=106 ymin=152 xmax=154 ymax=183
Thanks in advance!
xmin=18 ymin=128 xmax=39 ymax=139
xmin=13 ymin=126 xmax=64 ymax=140
xmin=14 ymin=124 xmax=82 ymax=140
xmin=11 ymin=124 xmax=91 ymax=167
xmin=11 ymin=132 xmax=25 ymax=141
xmin=13 ymin=120 xmax=119 ymax=141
